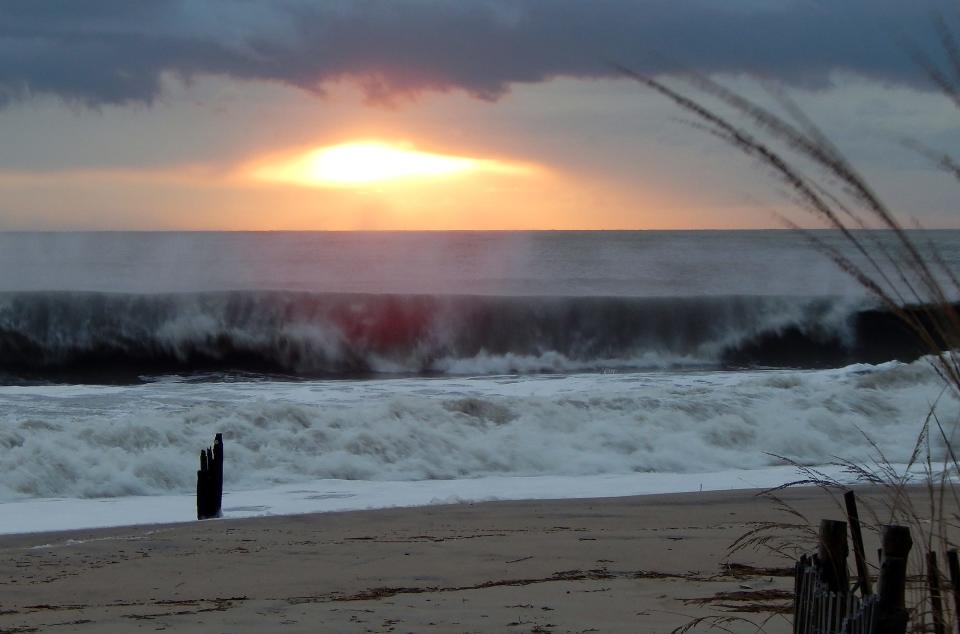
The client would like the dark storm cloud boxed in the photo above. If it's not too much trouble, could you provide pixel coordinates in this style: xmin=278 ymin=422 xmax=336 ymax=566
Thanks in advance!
xmin=0 ymin=0 xmax=948 ymax=107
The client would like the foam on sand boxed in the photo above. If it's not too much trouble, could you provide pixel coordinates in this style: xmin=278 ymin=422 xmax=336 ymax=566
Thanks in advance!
xmin=0 ymin=464 xmax=887 ymax=535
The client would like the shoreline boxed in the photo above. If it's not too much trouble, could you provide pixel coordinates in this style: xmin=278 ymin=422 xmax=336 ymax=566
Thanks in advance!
xmin=0 ymin=464 xmax=877 ymax=537
xmin=0 ymin=485 xmax=928 ymax=633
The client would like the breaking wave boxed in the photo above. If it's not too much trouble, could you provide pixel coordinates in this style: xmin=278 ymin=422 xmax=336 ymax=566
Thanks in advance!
xmin=0 ymin=358 xmax=952 ymax=499
xmin=0 ymin=291 xmax=942 ymax=383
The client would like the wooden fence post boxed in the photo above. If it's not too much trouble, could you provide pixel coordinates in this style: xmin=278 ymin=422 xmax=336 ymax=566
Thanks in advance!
xmin=818 ymin=519 xmax=849 ymax=593
xmin=197 ymin=449 xmax=208 ymax=520
xmin=947 ymin=549 xmax=960 ymax=634
xmin=844 ymin=491 xmax=873 ymax=596
xmin=196 ymin=434 xmax=224 ymax=520
xmin=927 ymin=551 xmax=946 ymax=634
xmin=876 ymin=525 xmax=912 ymax=634
xmin=212 ymin=433 xmax=223 ymax=517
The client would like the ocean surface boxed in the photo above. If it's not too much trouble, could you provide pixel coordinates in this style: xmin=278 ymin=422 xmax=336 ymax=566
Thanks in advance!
xmin=0 ymin=230 xmax=956 ymax=534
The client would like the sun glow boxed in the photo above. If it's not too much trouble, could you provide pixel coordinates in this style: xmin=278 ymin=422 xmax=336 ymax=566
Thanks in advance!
xmin=251 ymin=141 xmax=531 ymax=187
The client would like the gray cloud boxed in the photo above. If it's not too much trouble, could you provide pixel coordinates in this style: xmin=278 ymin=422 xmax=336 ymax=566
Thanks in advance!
xmin=0 ymin=0 xmax=950 ymax=107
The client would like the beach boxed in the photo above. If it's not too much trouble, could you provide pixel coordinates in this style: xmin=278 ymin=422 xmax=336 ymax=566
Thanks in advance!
xmin=0 ymin=485 xmax=917 ymax=634
xmin=0 ymin=231 xmax=953 ymax=632
xmin=3 ymin=4 xmax=960 ymax=630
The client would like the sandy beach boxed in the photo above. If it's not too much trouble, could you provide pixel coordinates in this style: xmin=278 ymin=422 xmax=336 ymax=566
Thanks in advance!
xmin=1 ymin=485 xmax=923 ymax=634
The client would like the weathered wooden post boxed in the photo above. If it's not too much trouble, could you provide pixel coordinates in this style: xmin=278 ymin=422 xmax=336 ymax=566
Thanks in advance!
xmin=947 ymin=549 xmax=960 ymax=634
xmin=814 ymin=519 xmax=849 ymax=633
xmin=818 ymin=519 xmax=849 ymax=593
xmin=197 ymin=449 xmax=209 ymax=519
xmin=212 ymin=433 xmax=223 ymax=517
xmin=844 ymin=491 xmax=873 ymax=596
xmin=927 ymin=551 xmax=946 ymax=634
xmin=875 ymin=525 xmax=912 ymax=634
xmin=196 ymin=434 xmax=224 ymax=520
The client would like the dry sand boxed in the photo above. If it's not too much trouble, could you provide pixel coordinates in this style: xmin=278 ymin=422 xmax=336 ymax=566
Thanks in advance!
xmin=0 ymin=486 xmax=923 ymax=633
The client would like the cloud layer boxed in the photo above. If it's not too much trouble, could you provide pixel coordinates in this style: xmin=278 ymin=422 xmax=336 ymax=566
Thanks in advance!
xmin=0 ymin=0 xmax=948 ymax=107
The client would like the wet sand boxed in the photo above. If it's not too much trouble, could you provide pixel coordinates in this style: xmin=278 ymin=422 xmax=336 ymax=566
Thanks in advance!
xmin=0 ymin=486 xmax=913 ymax=633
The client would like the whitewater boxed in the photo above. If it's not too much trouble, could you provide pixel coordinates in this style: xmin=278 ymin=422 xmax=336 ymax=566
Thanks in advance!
xmin=0 ymin=230 xmax=957 ymax=534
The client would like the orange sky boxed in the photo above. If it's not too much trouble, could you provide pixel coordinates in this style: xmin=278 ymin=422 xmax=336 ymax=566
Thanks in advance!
xmin=0 ymin=161 xmax=762 ymax=231
xmin=2 ymin=2 xmax=960 ymax=231
xmin=0 ymin=85 xmax=688 ymax=229
xmin=0 ymin=74 xmax=957 ymax=231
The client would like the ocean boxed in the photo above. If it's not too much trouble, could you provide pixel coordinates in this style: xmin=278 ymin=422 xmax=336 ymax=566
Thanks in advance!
xmin=0 ymin=230 xmax=956 ymax=534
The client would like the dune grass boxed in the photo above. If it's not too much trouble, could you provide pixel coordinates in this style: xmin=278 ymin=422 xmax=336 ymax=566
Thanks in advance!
xmin=620 ymin=29 xmax=960 ymax=634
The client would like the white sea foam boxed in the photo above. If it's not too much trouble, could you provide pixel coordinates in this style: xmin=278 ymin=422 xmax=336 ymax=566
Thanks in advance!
xmin=0 ymin=359 xmax=952 ymax=503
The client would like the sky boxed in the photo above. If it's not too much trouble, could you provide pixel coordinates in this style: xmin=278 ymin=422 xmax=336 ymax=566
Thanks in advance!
xmin=2 ymin=0 xmax=960 ymax=231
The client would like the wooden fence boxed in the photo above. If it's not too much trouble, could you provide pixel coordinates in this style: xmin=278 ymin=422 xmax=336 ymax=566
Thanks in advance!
xmin=793 ymin=491 xmax=938 ymax=634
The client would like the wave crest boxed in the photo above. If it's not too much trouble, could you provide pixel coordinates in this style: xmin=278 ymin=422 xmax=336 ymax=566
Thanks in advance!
xmin=0 ymin=291 xmax=938 ymax=383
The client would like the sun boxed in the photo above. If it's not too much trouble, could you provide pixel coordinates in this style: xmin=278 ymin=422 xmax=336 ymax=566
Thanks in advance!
xmin=250 ymin=140 xmax=531 ymax=187
xmin=306 ymin=142 xmax=476 ymax=184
